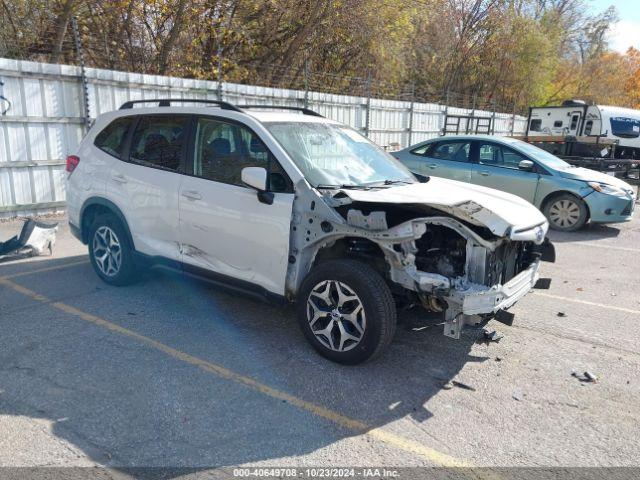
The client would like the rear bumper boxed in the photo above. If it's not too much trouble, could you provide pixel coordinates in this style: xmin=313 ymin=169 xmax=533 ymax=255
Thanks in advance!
xmin=456 ymin=260 xmax=541 ymax=315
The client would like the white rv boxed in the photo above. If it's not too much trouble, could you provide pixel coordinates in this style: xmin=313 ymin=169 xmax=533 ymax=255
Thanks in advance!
xmin=526 ymin=100 xmax=640 ymax=159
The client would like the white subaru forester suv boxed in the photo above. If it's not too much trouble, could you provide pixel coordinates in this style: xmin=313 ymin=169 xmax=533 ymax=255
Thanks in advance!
xmin=67 ymin=99 xmax=555 ymax=364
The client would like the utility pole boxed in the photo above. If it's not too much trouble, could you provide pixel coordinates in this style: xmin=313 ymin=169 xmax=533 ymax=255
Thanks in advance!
xmin=71 ymin=17 xmax=90 ymax=130
xmin=364 ymin=72 xmax=372 ymax=137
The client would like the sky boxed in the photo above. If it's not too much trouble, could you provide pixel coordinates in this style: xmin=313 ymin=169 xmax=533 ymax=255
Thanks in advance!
xmin=590 ymin=0 xmax=640 ymax=53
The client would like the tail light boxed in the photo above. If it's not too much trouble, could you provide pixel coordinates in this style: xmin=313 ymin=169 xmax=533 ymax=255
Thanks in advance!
xmin=66 ymin=155 xmax=80 ymax=173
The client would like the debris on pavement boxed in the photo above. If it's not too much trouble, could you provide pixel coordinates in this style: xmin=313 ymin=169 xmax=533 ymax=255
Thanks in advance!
xmin=451 ymin=380 xmax=476 ymax=391
xmin=0 ymin=219 xmax=58 ymax=261
xmin=571 ymin=370 xmax=599 ymax=383
xmin=483 ymin=328 xmax=504 ymax=342
xmin=441 ymin=380 xmax=476 ymax=391
xmin=557 ymin=312 xmax=567 ymax=317
xmin=512 ymin=393 xmax=523 ymax=401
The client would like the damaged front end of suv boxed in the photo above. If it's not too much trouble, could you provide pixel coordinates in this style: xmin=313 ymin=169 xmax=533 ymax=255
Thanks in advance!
xmin=285 ymin=177 xmax=555 ymax=339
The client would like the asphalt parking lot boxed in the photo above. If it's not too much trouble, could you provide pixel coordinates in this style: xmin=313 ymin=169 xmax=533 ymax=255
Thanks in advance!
xmin=1 ymin=209 xmax=640 ymax=472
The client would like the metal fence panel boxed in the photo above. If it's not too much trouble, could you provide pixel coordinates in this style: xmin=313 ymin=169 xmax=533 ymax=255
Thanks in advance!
xmin=0 ymin=58 xmax=526 ymax=217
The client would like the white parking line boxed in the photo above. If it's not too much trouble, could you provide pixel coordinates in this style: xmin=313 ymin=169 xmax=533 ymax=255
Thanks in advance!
xmin=571 ymin=242 xmax=640 ymax=253
xmin=535 ymin=292 xmax=640 ymax=316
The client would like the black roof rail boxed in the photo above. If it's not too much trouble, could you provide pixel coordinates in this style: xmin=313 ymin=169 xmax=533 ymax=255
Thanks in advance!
xmin=119 ymin=98 xmax=242 ymax=112
xmin=238 ymin=105 xmax=323 ymax=117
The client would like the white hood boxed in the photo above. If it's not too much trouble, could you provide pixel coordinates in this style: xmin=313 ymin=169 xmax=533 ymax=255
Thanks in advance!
xmin=336 ymin=177 xmax=548 ymax=239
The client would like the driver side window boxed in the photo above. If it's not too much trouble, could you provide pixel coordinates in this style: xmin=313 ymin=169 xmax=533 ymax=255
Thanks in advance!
xmin=478 ymin=143 xmax=529 ymax=170
xmin=192 ymin=117 xmax=292 ymax=192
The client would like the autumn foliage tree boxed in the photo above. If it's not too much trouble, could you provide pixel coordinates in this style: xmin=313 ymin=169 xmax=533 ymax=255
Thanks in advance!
xmin=1 ymin=0 xmax=638 ymax=112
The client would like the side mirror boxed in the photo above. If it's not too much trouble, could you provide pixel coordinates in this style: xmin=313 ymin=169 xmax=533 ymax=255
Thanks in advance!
xmin=241 ymin=166 xmax=267 ymax=190
xmin=241 ymin=166 xmax=273 ymax=205
xmin=518 ymin=160 xmax=534 ymax=171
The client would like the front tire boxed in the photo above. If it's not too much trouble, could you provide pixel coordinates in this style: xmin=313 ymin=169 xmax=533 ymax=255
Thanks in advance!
xmin=544 ymin=193 xmax=588 ymax=231
xmin=88 ymin=214 xmax=137 ymax=285
xmin=296 ymin=260 xmax=397 ymax=365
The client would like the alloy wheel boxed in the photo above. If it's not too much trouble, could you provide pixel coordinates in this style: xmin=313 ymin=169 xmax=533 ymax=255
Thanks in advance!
xmin=92 ymin=226 xmax=122 ymax=277
xmin=306 ymin=280 xmax=366 ymax=352
xmin=548 ymin=199 xmax=581 ymax=229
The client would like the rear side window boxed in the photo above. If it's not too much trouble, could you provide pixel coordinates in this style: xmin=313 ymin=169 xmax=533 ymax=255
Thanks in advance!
xmin=129 ymin=115 xmax=190 ymax=172
xmin=427 ymin=141 xmax=471 ymax=162
xmin=94 ymin=117 xmax=134 ymax=159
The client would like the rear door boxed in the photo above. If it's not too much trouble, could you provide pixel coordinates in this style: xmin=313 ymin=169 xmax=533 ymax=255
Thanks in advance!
xmin=410 ymin=139 xmax=472 ymax=182
xmin=178 ymin=115 xmax=294 ymax=295
xmin=107 ymin=114 xmax=189 ymax=262
xmin=469 ymin=141 xmax=540 ymax=202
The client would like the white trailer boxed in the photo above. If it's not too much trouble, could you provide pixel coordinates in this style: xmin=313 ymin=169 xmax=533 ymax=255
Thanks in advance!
xmin=526 ymin=100 xmax=640 ymax=159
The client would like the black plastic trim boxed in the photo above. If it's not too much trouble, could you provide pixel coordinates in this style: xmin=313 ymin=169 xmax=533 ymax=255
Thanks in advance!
xmin=79 ymin=197 xmax=134 ymax=248
xmin=120 ymin=98 xmax=242 ymax=112
xmin=133 ymin=251 xmax=287 ymax=305
xmin=238 ymin=105 xmax=323 ymax=117
xmin=69 ymin=222 xmax=82 ymax=242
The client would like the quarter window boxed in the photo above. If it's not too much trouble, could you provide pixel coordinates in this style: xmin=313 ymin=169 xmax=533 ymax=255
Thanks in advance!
xmin=478 ymin=143 xmax=530 ymax=170
xmin=410 ymin=144 xmax=430 ymax=155
xmin=94 ymin=117 xmax=134 ymax=159
xmin=427 ymin=141 xmax=471 ymax=162
xmin=129 ymin=115 xmax=189 ymax=172
xmin=584 ymin=120 xmax=594 ymax=135
xmin=193 ymin=117 xmax=291 ymax=192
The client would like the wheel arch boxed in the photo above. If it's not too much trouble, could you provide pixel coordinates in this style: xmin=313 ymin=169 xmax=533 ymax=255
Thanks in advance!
xmin=540 ymin=190 xmax=591 ymax=220
xmin=309 ymin=236 xmax=389 ymax=284
xmin=79 ymin=197 xmax=134 ymax=248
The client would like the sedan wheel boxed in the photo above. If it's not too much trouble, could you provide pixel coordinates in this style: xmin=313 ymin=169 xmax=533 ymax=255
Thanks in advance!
xmin=545 ymin=194 xmax=588 ymax=231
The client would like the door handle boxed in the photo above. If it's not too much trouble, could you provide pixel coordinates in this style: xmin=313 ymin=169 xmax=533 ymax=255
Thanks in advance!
xmin=181 ymin=190 xmax=202 ymax=201
xmin=428 ymin=164 xmax=438 ymax=169
xmin=112 ymin=173 xmax=127 ymax=184
xmin=479 ymin=170 xmax=491 ymax=176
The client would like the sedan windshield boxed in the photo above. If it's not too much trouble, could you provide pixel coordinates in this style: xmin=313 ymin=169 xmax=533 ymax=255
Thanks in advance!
xmin=264 ymin=121 xmax=416 ymax=187
xmin=512 ymin=140 xmax=573 ymax=170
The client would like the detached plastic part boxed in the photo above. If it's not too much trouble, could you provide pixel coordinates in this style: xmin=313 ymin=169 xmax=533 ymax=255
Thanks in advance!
xmin=0 ymin=219 xmax=58 ymax=261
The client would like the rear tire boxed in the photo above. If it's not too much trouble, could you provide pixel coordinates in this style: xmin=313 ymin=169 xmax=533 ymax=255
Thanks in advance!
xmin=296 ymin=260 xmax=397 ymax=365
xmin=88 ymin=213 xmax=137 ymax=285
xmin=543 ymin=193 xmax=588 ymax=231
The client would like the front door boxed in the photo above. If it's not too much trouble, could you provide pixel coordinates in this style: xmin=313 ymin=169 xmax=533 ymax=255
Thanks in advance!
xmin=178 ymin=116 xmax=294 ymax=295
xmin=470 ymin=141 xmax=540 ymax=203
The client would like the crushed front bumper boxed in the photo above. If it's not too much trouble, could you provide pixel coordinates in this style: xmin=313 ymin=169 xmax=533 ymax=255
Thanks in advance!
xmin=458 ymin=260 xmax=541 ymax=315
xmin=440 ymin=259 xmax=541 ymax=339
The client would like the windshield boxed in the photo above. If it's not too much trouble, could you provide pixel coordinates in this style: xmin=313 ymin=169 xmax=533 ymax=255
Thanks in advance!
xmin=511 ymin=140 xmax=573 ymax=169
xmin=264 ymin=121 xmax=416 ymax=187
